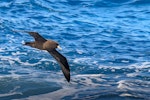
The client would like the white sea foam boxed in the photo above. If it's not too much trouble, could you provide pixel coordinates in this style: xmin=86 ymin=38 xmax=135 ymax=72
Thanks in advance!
xmin=126 ymin=73 xmax=139 ymax=77
xmin=0 ymin=49 xmax=149 ymax=100
xmin=76 ymin=49 xmax=84 ymax=54
xmin=117 ymin=80 xmax=127 ymax=89
xmin=98 ymin=62 xmax=150 ymax=69
xmin=11 ymin=51 xmax=27 ymax=56
xmin=117 ymin=79 xmax=150 ymax=99
xmin=73 ymin=57 xmax=91 ymax=63
xmin=0 ymin=92 xmax=22 ymax=98
xmin=40 ymin=58 xmax=56 ymax=63
xmin=0 ymin=55 xmax=21 ymax=66
xmin=117 ymin=80 xmax=150 ymax=92
xmin=120 ymin=93 xmax=134 ymax=97
xmin=0 ymin=54 xmax=46 ymax=66
xmin=16 ymin=73 xmax=112 ymax=100
xmin=14 ymin=0 xmax=30 ymax=4
xmin=21 ymin=61 xmax=42 ymax=66
xmin=19 ymin=87 xmax=78 ymax=100
xmin=121 ymin=60 xmax=129 ymax=63
xmin=75 ymin=74 xmax=104 ymax=77
xmin=0 ymin=68 xmax=27 ymax=80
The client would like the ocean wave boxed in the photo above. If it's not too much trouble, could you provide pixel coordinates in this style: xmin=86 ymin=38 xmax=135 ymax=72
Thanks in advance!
xmin=0 ymin=57 xmax=149 ymax=99
xmin=0 ymin=0 xmax=150 ymax=11
xmin=118 ymin=80 xmax=150 ymax=99
xmin=130 ymin=0 xmax=150 ymax=5
xmin=61 ymin=0 xmax=150 ymax=7
xmin=14 ymin=73 xmax=150 ymax=100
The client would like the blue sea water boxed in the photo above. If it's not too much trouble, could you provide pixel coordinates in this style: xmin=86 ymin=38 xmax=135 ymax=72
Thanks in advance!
xmin=0 ymin=0 xmax=150 ymax=100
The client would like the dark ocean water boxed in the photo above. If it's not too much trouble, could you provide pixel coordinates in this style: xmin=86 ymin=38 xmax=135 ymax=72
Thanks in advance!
xmin=0 ymin=0 xmax=150 ymax=100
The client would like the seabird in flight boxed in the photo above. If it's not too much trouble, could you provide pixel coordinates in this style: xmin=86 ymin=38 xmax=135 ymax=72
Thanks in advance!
xmin=15 ymin=31 xmax=70 ymax=82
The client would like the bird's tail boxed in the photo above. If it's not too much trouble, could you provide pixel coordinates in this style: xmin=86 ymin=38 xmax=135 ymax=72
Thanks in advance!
xmin=24 ymin=42 xmax=36 ymax=48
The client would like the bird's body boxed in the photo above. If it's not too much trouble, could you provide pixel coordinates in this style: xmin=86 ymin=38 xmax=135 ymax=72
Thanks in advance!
xmin=17 ymin=31 xmax=70 ymax=82
xmin=25 ymin=40 xmax=58 ymax=51
xmin=43 ymin=40 xmax=59 ymax=51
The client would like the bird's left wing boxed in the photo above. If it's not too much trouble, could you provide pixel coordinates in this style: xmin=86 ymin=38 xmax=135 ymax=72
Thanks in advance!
xmin=48 ymin=49 xmax=70 ymax=82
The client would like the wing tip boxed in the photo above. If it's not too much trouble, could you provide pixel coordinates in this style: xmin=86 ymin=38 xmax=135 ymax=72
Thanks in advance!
xmin=66 ymin=73 xmax=70 ymax=82
xmin=63 ymin=69 xmax=70 ymax=82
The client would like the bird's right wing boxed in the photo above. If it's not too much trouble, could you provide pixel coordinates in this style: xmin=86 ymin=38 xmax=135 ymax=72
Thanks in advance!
xmin=13 ymin=30 xmax=47 ymax=42
xmin=26 ymin=32 xmax=47 ymax=42
xmin=48 ymin=50 xmax=70 ymax=82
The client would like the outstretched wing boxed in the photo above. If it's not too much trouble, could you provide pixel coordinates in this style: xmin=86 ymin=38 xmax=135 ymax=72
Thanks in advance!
xmin=26 ymin=32 xmax=47 ymax=42
xmin=12 ymin=30 xmax=47 ymax=42
xmin=48 ymin=49 xmax=70 ymax=82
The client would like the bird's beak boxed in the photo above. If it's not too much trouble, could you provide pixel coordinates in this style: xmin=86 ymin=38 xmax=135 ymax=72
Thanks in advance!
xmin=57 ymin=45 xmax=62 ymax=50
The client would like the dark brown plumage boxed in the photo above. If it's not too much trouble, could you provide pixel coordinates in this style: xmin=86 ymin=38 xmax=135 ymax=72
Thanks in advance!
xmin=18 ymin=31 xmax=70 ymax=82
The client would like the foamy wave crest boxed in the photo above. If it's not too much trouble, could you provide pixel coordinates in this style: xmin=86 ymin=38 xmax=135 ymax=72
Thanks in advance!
xmin=118 ymin=80 xmax=150 ymax=99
